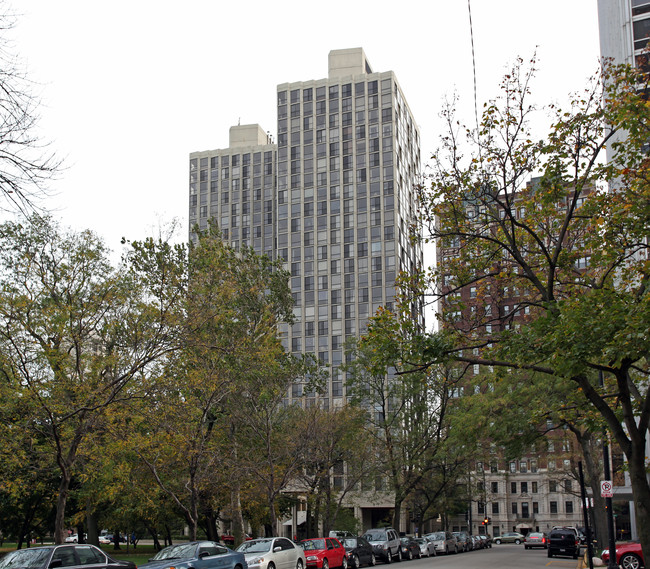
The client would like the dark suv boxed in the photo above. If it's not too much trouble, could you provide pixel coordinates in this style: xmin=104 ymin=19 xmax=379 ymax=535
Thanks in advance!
xmin=547 ymin=528 xmax=580 ymax=559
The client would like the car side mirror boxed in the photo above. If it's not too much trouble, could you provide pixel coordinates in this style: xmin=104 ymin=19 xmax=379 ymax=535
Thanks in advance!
xmin=274 ymin=547 xmax=282 ymax=553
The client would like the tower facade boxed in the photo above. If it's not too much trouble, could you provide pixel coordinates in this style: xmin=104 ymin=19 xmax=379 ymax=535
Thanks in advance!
xmin=189 ymin=48 xmax=422 ymax=409
xmin=598 ymin=0 xmax=650 ymax=69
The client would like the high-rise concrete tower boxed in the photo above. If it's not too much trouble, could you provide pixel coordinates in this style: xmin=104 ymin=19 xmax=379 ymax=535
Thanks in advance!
xmin=598 ymin=0 xmax=650 ymax=68
xmin=189 ymin=48 xmax=422 ymax=408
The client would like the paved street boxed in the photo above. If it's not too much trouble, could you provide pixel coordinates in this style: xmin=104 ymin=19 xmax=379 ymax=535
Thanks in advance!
xmin=379 ymin=544 xmax=581 ymax=569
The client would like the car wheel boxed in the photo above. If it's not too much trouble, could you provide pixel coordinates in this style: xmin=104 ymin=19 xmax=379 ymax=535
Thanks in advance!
xmin=268 ymin=564 xmax=276 ymax=569
xmin=385 ymin=552 xmax=392 ymax=564
xmin=525 ymin=546 xmax=529 ymax=550
xmin=350 ymin=555 xmax=359 ymax=569
xmin=515 ymin=539 xmax=521 ymax=545
xmin=341 ymin=557 xmax=348 ymax=569
xmin=573 ymin=552 xmax=579 ymax=560
xmin=494 ymin=539 xmax=501 ymax=545
xmin=323 ymin=559 xmax=329 ymax=569
xmin=297 ymin=561 xmax=304 ymax=569
xmin=370 ymin=553 xmax=376 ymax=566
xmin=621 ymin=553 xmax=643 ymax=569
xmin=547 ymin=549 xmax=553 ymax=558
xmin=407 ymin=550 xmax=413 ymax=561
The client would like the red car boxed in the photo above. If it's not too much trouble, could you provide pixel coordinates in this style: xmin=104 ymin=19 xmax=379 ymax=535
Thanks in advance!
xmin=301 ymin=538 xmax=348 ymax=569
xmin=601 ymin=542 xmax=644 ymax=569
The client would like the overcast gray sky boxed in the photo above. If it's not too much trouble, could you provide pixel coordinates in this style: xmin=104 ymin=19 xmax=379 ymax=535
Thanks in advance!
xmin=15 ymin=0 xmax=601 ymax=252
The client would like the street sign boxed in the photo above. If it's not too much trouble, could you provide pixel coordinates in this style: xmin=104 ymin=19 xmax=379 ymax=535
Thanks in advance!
xmin=601 ymin=480 xmax=613 ymax=498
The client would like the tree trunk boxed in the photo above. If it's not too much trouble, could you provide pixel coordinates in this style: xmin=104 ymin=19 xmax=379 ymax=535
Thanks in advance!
xmin=112 ymin=529 xmax=121 ymax=550
xmin=231 ymin=484 xmax=245 ymax=547
xmin=268 ymin=488 xmax=278 ymax=537
xmin=572 ymin=427 xmax=608 ymax=549
xmin=76 ymin=523 xmax=85 ymax=544
xmin=392 ymin=495 xmax=402 ymax=532
xmin=627 ymin=439 xmax=650 ymax=565
xmin=86 ymin=506 xmax=99 ymax=546
xmin=164 ymin=524 xmax=173 ymax=546
xmin=143 ymin=521 xmax=162 ymax=551
xmin=54 ymin=472 xmax=72 ymax=544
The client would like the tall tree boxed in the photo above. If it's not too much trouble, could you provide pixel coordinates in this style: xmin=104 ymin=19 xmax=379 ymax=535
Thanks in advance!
xmin=411 ymin=59 xmax=650 ymax=558
xmin=118 ymin=225 xmax=301 ymax=541
xmin=347 ymin=300 xmax=462 ymax=531
xmin=0 ymin=216 xmax=185 ymax=543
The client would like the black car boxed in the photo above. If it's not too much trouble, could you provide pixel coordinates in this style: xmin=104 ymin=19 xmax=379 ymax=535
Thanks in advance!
xmin=340 ymin=537 xmax=376 ymax=568
xmin=547 ymin=528 xmax=580 ymax=559
xmin=398 ymin=537 xmax=421 ymax=561
xmin=0 ymin=545 xmax=135 ymax=569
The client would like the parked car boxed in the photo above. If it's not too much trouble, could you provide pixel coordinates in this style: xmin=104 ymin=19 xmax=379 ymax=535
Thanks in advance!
xmin=222 ymin=534 xmax=252 ymax=546
xmin=237 ymin=537 xmax=306 ymax=569
xmin=398 ymin=537 xmax=421 ymax=560
xmin=412 ymin=537 xmax=436 ymax=557
xmin=362 ymin=528 xmax=401 ymax=563
xmin=329 ymin=531 xmax=355 ymax=540
xmin=547 ymin=528 xmax=580 ymax=559
xmin=493 ymin=532 xmax=525 ymax=545
xmin=601 ymin=542 xmax=644 ymax=569
xmin=140 ymin=541 xmax=247 ymax=569
xmin=300 ymin=538 xmax=348 ymax=569
xmin=99 ymin=536 xmax=111 ymax=545
xmin=424 ymin=531 xmax=457 ymax=555
xmin=0 ymin=544 xmax=136 ymax=569
xmin=340 ymin=536 xmax=376 ymax=568
xmin=470 ymin=535 xmax=483 ymax=550
xmin=524 ymin=532 xmax=547 ymax=549
xmin=452 ymin=532 xmax=470 ymax=552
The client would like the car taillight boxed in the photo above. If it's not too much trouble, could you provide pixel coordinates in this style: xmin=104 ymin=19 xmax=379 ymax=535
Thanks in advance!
xmin=542 ymin=538 xmax=546 ymax=544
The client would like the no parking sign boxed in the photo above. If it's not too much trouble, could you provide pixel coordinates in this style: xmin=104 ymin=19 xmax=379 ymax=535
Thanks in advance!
xmin=601 ymin=480 xmax=613 ymax=498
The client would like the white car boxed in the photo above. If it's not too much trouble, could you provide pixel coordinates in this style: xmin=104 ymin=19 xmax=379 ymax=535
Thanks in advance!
xmin=237 ymin=537 xmax=306 ymax=569
xmin=413 ymin=537 xmax=436 ymax=557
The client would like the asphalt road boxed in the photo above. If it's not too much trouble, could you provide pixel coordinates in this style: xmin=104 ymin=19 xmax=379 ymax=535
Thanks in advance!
xmin=378 ymin=544 xmax=581 ymax=569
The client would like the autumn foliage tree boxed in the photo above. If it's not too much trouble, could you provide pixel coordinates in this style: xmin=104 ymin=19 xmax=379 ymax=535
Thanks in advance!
xmin=0 ymin=216 xmax=185 ymax=544
xmin=405 ymin=59 xmax=650 ymax=559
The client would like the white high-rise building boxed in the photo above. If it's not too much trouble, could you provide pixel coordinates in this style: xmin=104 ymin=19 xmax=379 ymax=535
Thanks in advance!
xmin=189 ymin=48 xmax=422 ymax=409
xmin=598 ymin=0 xmax=650 ymax=68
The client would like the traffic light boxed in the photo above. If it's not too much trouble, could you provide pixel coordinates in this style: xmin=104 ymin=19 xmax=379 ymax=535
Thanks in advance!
xmin=483 ymin=517 xmax=489 ymax=525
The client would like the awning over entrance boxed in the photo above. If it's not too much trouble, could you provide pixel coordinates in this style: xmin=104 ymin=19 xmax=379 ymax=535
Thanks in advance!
xmin=283 ymin=511 xmax=307 ymax=526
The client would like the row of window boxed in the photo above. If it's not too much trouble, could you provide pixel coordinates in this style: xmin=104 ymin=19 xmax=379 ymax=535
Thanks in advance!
xmin=477 ymin=500 xmax=575 ymax=516
xmin=278 ymin=79 xmax=392 ymax=106
xmin=480 ymin=479 xmax=573 ymax=494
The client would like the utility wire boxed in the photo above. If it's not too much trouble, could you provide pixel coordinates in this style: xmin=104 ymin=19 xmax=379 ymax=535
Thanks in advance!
xmin=467 ymin=0 xmax=480 ymax=141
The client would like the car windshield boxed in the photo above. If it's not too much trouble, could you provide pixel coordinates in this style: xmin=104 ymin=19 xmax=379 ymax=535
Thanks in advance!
xmin=0 ymin=549 xmax=51 ymax=569
xmin=302 ymin=540 xmax=326 ymax=551
xmin=237 ymin=540 xmax=273 ymax=554
xmin=152 ymin=544 xmax=198 ymax=560
xmin=428 ymin=532 xmax=444 ymax=540
xmin=363 ymin=532 xmax=386 ymax=541
xmin=414 ymin=539 xmax=425 ymax=544
xmin=342 ymin=539 xmax=357 ymax=548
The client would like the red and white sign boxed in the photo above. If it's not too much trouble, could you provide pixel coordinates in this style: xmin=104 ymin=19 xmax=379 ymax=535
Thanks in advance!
xmin=601 ymin=480 xmax=613 ymax=498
